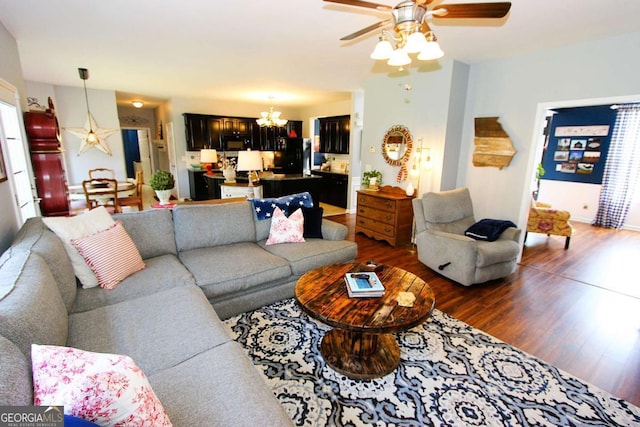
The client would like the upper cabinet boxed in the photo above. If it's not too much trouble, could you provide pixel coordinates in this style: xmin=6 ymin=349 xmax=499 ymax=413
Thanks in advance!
xmin=184 ymin=113 xmax=211 ymax=151
xmin=319 ymin=115 xmax=350 ymax=154
xmin=223 ymin=117 xmax=252 ymax=139
xmin=185 ymin=113 xmax=302 ymax=152
xmin=256 ymin=120 xmax=303 ymax=151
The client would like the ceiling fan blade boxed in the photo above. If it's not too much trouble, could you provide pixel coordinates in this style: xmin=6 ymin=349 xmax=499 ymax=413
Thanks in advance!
xmin=323 ymin=0 xmax=392 ymax=12
xmin=340 ymin=19 xmax=391 ymax=40
xmin=432 ymin=2 xmax=511 ymax=19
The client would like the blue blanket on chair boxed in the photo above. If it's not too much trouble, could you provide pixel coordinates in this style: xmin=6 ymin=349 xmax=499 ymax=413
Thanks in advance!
xmin=465 ymin=219 xmax=516 ymax=242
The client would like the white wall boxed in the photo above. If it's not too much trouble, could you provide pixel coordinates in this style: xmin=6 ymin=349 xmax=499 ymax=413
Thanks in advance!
xmin=459 ymin=32 xmax=640 ymax=229
xmin=361 ymin=60 xmax=464 ymax=197
xmin=54 ymin=86 xmax=124 ymax=185
xmin=0 ymin=22 xmax=28 ymax=252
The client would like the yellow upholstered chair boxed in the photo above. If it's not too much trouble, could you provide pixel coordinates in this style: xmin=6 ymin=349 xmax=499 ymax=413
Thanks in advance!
xmin=525 ymin=197 xmax=574 ymax=249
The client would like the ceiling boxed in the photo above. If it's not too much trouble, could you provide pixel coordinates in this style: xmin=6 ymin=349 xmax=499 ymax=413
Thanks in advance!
xmin=1 ymin=0 xmax=639 ymax=108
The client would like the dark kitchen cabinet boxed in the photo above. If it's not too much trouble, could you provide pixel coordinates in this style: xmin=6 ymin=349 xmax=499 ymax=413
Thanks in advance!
xmin=255 ymin=120 xmax=303 ymax=151
xmin=311 ymin=170 xmax=348 ymax=208
xmin=286 ymin=121 xmax=303 ymax=138
xmin=208 ymin=118 xmax=223 ymax=150
xmin=184 ymin=114 xmax=210 ymax=151
xmin=223 ymin=117 xmax=251 ymax=138
xmin=319 ymin=115 xmax=350 ymax=154
xmin=188 ymin=169 xmax=210 ymax=201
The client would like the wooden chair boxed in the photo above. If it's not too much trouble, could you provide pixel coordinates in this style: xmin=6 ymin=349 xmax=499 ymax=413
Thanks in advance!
xmin=88 ymin=168 xmax=115 ymax=180
xmin=82 ymin=178 xmax=121 ymax=213
xmin=119 ymin=170 xmax=144 ymax=211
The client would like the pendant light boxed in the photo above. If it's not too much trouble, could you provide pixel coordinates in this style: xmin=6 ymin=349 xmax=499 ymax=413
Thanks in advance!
xmin=78 ymin=68 xmax=98 ymax=144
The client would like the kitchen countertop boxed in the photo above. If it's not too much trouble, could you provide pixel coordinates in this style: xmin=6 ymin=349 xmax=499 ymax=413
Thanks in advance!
xmin=311 ymin=169 xmax=349 ymax=176
xmin=203 ymin=173 xmax=321 ymax=181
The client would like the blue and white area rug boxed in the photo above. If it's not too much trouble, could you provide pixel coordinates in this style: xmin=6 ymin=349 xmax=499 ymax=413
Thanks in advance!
xmin=224 ymin=298 xmax=640 ymax=426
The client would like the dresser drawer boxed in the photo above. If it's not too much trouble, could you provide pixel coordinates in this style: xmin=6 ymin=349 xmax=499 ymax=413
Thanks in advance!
xmin=357 ymin=205 xmax=396 ymax=225
xmin=356 ymin=216 xmax=396 ymax=238
xmin=357 ymin=193 xmax=397 ymax=212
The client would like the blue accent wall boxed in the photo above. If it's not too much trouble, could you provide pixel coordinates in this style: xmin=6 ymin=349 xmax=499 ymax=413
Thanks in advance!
xmin=542 ymin=105 xmax=617 ymax=185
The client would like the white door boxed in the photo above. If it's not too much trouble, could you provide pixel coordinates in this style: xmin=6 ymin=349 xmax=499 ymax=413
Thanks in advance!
xmin=0 ymin=80 xmax=37 ymax=222
xmin=136 ymin=129 xmax=152 ymax=184
xmin=165 ymin=122 xmax=180 ymax=199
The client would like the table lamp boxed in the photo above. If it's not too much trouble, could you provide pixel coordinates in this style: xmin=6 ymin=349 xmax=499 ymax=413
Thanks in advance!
xmin=237 ymin=150 xmax=263 ymax=186
xmin=200 ymin=149 xmax=218 ymax=176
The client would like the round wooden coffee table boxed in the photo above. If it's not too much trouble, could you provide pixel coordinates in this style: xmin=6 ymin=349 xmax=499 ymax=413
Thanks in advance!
xmin=295 ymin=262 xmax=435 ymax=379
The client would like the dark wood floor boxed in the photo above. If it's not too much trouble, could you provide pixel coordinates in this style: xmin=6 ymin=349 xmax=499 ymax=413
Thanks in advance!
xmin=328 ymin=214 xmax=640 ymax=407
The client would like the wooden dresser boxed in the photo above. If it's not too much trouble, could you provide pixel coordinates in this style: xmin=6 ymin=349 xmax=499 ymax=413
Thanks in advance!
xmin=355 ymin=186 xmax=415 ymax=247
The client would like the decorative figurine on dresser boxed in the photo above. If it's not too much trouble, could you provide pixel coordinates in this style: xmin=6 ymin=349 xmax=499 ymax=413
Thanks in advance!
xmin=355 ymin=185 xmax=415 ymax=247
xmin=24 ymin=97 xmax=70 ymax=216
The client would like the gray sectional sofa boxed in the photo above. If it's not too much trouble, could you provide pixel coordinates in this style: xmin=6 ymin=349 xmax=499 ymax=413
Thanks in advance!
xmin=0 ymin=200 xmax=357 ymax=426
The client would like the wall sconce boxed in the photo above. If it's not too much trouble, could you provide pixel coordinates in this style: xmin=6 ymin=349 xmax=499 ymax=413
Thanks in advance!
xmin=237 ymin=150 xmax=263 ymax=186
xmin=200 ymin=149 xmax=218 ymax=176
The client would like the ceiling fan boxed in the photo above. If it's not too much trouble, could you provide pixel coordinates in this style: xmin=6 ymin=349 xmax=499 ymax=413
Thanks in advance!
xmin=324 ymin=0 xmax=511 ymax=66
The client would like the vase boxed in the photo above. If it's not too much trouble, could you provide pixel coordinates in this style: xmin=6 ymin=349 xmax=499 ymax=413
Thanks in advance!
xmin=155 ymin=189 xmax=172 ymax=205
xmin=406 ymin=181 xmax=415 ymax=197
xmin=223 ymin=167 xmax=236 ymax=183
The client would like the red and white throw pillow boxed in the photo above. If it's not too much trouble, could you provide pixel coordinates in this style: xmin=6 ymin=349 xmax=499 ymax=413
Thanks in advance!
xmin=71 ymin=221 xmax=145 ymax=290
xmin=31 ymin=344 xmax=172 ymax=427
xmin=265 ymin=207 xmax=305 ymax=245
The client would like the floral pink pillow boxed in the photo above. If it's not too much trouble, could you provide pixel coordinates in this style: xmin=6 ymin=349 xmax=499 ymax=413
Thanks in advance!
xmin=265 ymin=207 xmax=305 ymax=245
xmin=31 ymin=344 xmax=172 ymax=427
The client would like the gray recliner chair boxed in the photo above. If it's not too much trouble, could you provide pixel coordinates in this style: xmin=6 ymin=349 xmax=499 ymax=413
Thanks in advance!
xmin=412 ymin=187 xmax=521 ymax=286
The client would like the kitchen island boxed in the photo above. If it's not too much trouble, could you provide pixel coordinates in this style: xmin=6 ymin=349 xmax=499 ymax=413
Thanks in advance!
xmin=203 ymin=173 xmax=323 ymax=201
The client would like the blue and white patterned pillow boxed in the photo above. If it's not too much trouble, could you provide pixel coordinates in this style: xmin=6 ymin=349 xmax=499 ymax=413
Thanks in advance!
xmin=251 ymin=192 xmax=314 ymax=220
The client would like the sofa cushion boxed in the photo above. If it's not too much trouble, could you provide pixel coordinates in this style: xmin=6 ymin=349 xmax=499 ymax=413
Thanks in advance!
xmin=68 ymin=286 xmax=230 ymax=376
xmin=179 ymin=242 xmax=291 ymax=300
xmin=251 ymin=191 xmax=314 ymax=220
xmin=10 ymin=217 xmax=76 ymax=311
xmin=42 ymin=206 xmax=115 ymax=288
xmin=297 ymin=206 xmax=324 ymax=238
xmin=266 ymin=207 xmax=305 ymax=245
xmin=422 ymin=188 xmax=476 ymax=235
xmin=0 ymin=335 xmax=32 ymax=405
xmin=173 ymin=203 xmax=257 ymax=251
xmin=0 ymin=251 xmax=68 ymax=359
xmin=476 ymin=240 xmax=520 ymax=267
xmin=71 ymin=221 xmax=146 ymax=290
xmin=72 ymin=254 xmax=195 ymax=313
xmin=259 ymin=239 xmax=358 ymax=275
xmin=113 ymin=208 xmax=177 ymax=258
xmin=32 ymin=344 xmax=172 ymax=426
xmin=148 ymin=341 xmax=293 ymax=427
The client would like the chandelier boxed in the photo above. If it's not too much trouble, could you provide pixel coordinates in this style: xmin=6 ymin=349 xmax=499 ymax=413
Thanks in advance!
xmin=256 ymin=98 xmax=287 ymax=128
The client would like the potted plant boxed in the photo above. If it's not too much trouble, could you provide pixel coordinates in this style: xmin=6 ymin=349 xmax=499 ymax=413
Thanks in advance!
xmin=362 ymin=170 xmax=383 ymax=190
xmin=150 ymin=169 xmax=175 ymax=205
xmin=533 ymin=163 xmax=545 ymax=201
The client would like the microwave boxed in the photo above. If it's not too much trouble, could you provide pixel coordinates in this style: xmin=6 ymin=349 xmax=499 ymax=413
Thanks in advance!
xmin=224 ymin=139 xmax=245 ymax=150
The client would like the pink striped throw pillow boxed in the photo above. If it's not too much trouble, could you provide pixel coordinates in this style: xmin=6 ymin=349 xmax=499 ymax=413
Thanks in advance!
xmin=71 ymin=221 xmax=145 ymax=290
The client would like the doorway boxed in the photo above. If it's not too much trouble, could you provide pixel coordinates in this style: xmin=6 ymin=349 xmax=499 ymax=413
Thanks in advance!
xmin=121 ymin=128 xmax=153 ymax=183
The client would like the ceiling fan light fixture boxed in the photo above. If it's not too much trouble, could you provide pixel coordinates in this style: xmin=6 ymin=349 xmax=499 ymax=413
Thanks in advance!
xmin=404 ymin=31 xmax=428 ymax=54
xmin=387 ymin=48 xmax=411 ymax=67
xmin=370 ymin=34 xmax=394 ymax=60
xmin=418 ymin=31 xmax=444 ymax=60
